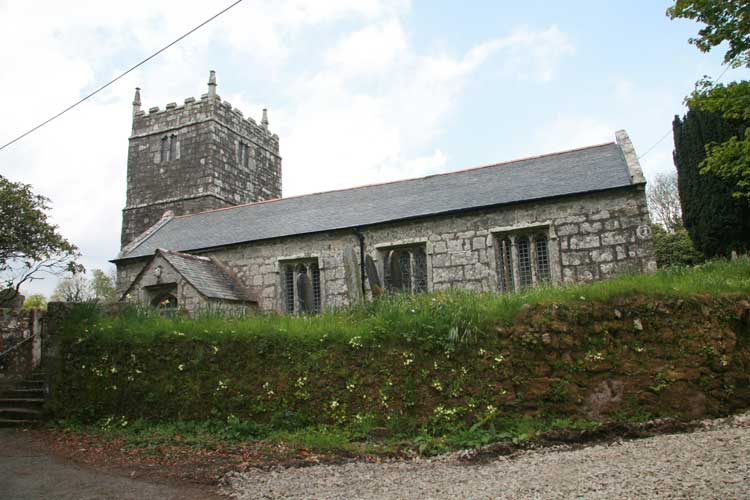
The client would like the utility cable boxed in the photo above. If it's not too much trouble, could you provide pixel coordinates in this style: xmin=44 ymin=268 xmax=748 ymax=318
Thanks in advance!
xmin=0 ymin=0 xmax=244 ymax=153
xmin=638 ymin=60 xmax=737 ymax=161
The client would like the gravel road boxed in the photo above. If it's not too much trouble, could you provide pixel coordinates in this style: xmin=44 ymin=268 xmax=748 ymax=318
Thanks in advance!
xmin=223 ymin=412 xmax=750 ymax=500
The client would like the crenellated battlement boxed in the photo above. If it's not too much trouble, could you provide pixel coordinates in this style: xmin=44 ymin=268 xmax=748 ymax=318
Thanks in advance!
xmin=131 ymin=73 xmax=278 ymax=146
xmin=121 ymin=71 xmax=282 ymax=248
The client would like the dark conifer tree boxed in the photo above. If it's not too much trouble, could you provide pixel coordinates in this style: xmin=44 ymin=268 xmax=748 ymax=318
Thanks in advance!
xmin=672 ymin=109 xmax=750 ymax=257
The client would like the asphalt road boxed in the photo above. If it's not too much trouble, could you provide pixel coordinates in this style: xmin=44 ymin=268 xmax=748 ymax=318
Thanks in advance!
xmin=0 ymin=429 xmax=223 ymax=500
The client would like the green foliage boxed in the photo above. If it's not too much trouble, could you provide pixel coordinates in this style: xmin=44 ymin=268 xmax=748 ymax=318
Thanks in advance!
xmin=0 ymin=174 xmax=81 ymax=306
xmin=90 ymin=268 xmax=117 ymax=302
xmin=51 ymin=268 xmax=117 ymax=303
xmin=51 ymin=274 xmax=91 ymax=302
xmin=682 ymin=80 xmax=750 ymax=201
xmin=49 ymin=260 xmax=750 ymax=454
xmin=651 ymin=224 xmax=704 ymax=267
xmin=667 ymin=0 xmax=750 ymax=68
xmin=672 ymin=108 xmax=750 ymax=256
xmin=22 ymin=293 xmax=47 ymax=310
xmin=668 ymin=0 xmax=750 ymax=208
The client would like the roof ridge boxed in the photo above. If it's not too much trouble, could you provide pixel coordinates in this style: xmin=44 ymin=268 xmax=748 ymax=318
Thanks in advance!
xmin=174 ymin=141 xmax=617 ymax=219
xmin=159 ymin=248 xmax=212 ymax=262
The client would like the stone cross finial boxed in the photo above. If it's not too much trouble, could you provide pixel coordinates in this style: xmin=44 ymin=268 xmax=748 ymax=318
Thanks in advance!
xmin=208 ymin=70 xmax=217 ymax=98
xmin=132 ymin=87 xmax=141 ymax=115
xmin=261 ymin=108 xmax=269 ymax=129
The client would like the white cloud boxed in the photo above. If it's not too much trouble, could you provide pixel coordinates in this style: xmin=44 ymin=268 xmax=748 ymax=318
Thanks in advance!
xmin=326 ymin=20 xmax=407 ymax=75
xmin=0 ymin=0 xmax=574 ymax=297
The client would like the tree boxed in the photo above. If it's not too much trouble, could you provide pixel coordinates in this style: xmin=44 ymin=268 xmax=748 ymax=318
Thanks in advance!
xmin=672 ymin=108 xmax=750 ymax=256
xmin=647 ymin=172 xmax=683 ymax=232
xmin=667 ymin=0 xmax=750 ymax=68
xmin=668 ymin=2 xmax=750 ymax=199
xmin=651 ymin=224 xmax=704 ymax=267
xmin=22 ymin=294 xmax=47 ymax=310
xmin=0 ymin=175 xmax=82 ymax=306
xmin=683 ymin=79 xmax=750 ymax=199
xmin=51 ymin=268 xmax=118 ymax=303
xmin=51 ymin=274 xmax=91 ymax=303
xmin=90 ymin=268 xmax=117 ymax=302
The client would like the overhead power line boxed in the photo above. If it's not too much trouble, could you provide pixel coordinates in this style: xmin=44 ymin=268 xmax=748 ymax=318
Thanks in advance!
xmin=638 ymin=60 xmax=737 ymax=161
xmin=0 ymin=0 xmax=244 ymax=153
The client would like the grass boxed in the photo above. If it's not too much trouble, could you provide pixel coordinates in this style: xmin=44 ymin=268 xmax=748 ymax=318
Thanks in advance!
xmin=54 ymin=412 xmax=604 ymax=457
xmin=73 ymin=258 xmax=750 ymax=351
xmin=53 ymin=258 xmax=750 ymax=457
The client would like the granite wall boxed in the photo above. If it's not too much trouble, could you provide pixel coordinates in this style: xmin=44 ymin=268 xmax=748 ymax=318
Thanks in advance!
xmin=117 ymin=185 xmax=655 ymax=314
xmin=121 ymin=73 xmax=282 ymax=247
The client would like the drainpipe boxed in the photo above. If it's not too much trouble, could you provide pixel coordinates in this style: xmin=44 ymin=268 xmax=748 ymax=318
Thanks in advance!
xmin=353 ymin=228 xmax=366 ymax=298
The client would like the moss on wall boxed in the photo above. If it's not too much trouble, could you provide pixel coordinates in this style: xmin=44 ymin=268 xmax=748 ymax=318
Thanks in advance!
xmin=47 ymin=294 xmax=750 ymax=431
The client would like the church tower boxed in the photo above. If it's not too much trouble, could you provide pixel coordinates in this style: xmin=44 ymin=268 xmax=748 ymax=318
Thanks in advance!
xmin=121 ymin=71 xmax=282 ymax=247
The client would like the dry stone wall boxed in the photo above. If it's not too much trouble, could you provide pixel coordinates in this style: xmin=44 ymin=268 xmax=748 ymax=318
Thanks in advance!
xmin=0 ymin=308 xmax=42 ymax=387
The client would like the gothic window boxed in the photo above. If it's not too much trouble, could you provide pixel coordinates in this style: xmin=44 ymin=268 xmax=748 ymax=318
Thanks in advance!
xmin=160 ymin=135 xmax=178 ymax=162
xmin=160 ymin=136 xmax=169 ymax=162
xmin=167 ymin=134 xmax=177 ymax=160
xmin=494 ymin=230 xmax=553 ymax=292
xmin=382 ymin=245 xmax=428 ymax=293
xmin=240 ymin=143 xmax=250 ymax=168
xmin=151 ymin=293 xmax=178 ymax=309
xmin=281 ymin=260 xmax=321 ymax=314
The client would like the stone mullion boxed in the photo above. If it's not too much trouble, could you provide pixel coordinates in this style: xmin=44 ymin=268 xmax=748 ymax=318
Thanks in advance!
xmin=510 ymin=235 xmax=520 ymax=292
xmin=530 ymin=236 xmax=539 ymax=285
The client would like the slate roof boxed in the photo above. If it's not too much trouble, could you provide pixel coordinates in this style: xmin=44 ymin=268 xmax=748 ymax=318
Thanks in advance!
xmin=159 ymin=250 xmax=258 ymax=302
xmin=116 ymin=141 xmax=636 ymax=261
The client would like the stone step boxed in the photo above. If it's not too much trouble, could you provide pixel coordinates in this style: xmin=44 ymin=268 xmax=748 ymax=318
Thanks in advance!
xmin=0 ymin=398 xmax=45 ymax=409
xmin=0 ymin=418 xmax=40 ymax=428
xmin=0 ymin=407 xmax=42 ymax=418
xmin=1 ymin=388 xmax=45 ymax=398
xmin=16 ymin=380 xmax=46 ymax=389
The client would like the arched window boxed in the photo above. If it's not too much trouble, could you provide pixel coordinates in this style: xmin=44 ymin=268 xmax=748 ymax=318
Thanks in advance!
xmin=495 ymin=228 xmax=553 ymax=292
xmin=160 ymin=136 xmax=169 ymax=162
xmin=383 ymin=245 xmax=428 ymax=293
xmin=281 ymin=260 xmax=321 ymax=314
xmin=151 ymin=294 xmax=177 ymax=309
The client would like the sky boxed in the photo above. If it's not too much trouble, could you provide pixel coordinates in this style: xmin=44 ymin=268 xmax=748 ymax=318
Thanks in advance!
xmin=1 ymin=0 xmax=749 ymax=297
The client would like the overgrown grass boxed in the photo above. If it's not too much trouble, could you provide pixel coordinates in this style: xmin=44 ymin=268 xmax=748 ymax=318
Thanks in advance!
xmin=51 ymin=259 xmax=750 ymax=456
xmin=72 ymin=258 xmax=750 ymax=351
xmin=54 ymin=412 xmax=603 ymax=457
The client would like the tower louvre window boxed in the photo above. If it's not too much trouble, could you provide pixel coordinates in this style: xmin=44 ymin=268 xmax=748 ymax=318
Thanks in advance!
xmin=169 ymin=134 xmax=178 ymax=160
xmin=494 ymin=230 xmax=553 ymax=293
xmin=160 ymin=136 xmax=169 ymax=162
xmin=238 ymin=142 xmax=250 ymax=168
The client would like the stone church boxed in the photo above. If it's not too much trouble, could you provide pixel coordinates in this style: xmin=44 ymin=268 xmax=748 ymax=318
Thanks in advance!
xmin=113 ymin=72 xmax=656 ymax=313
